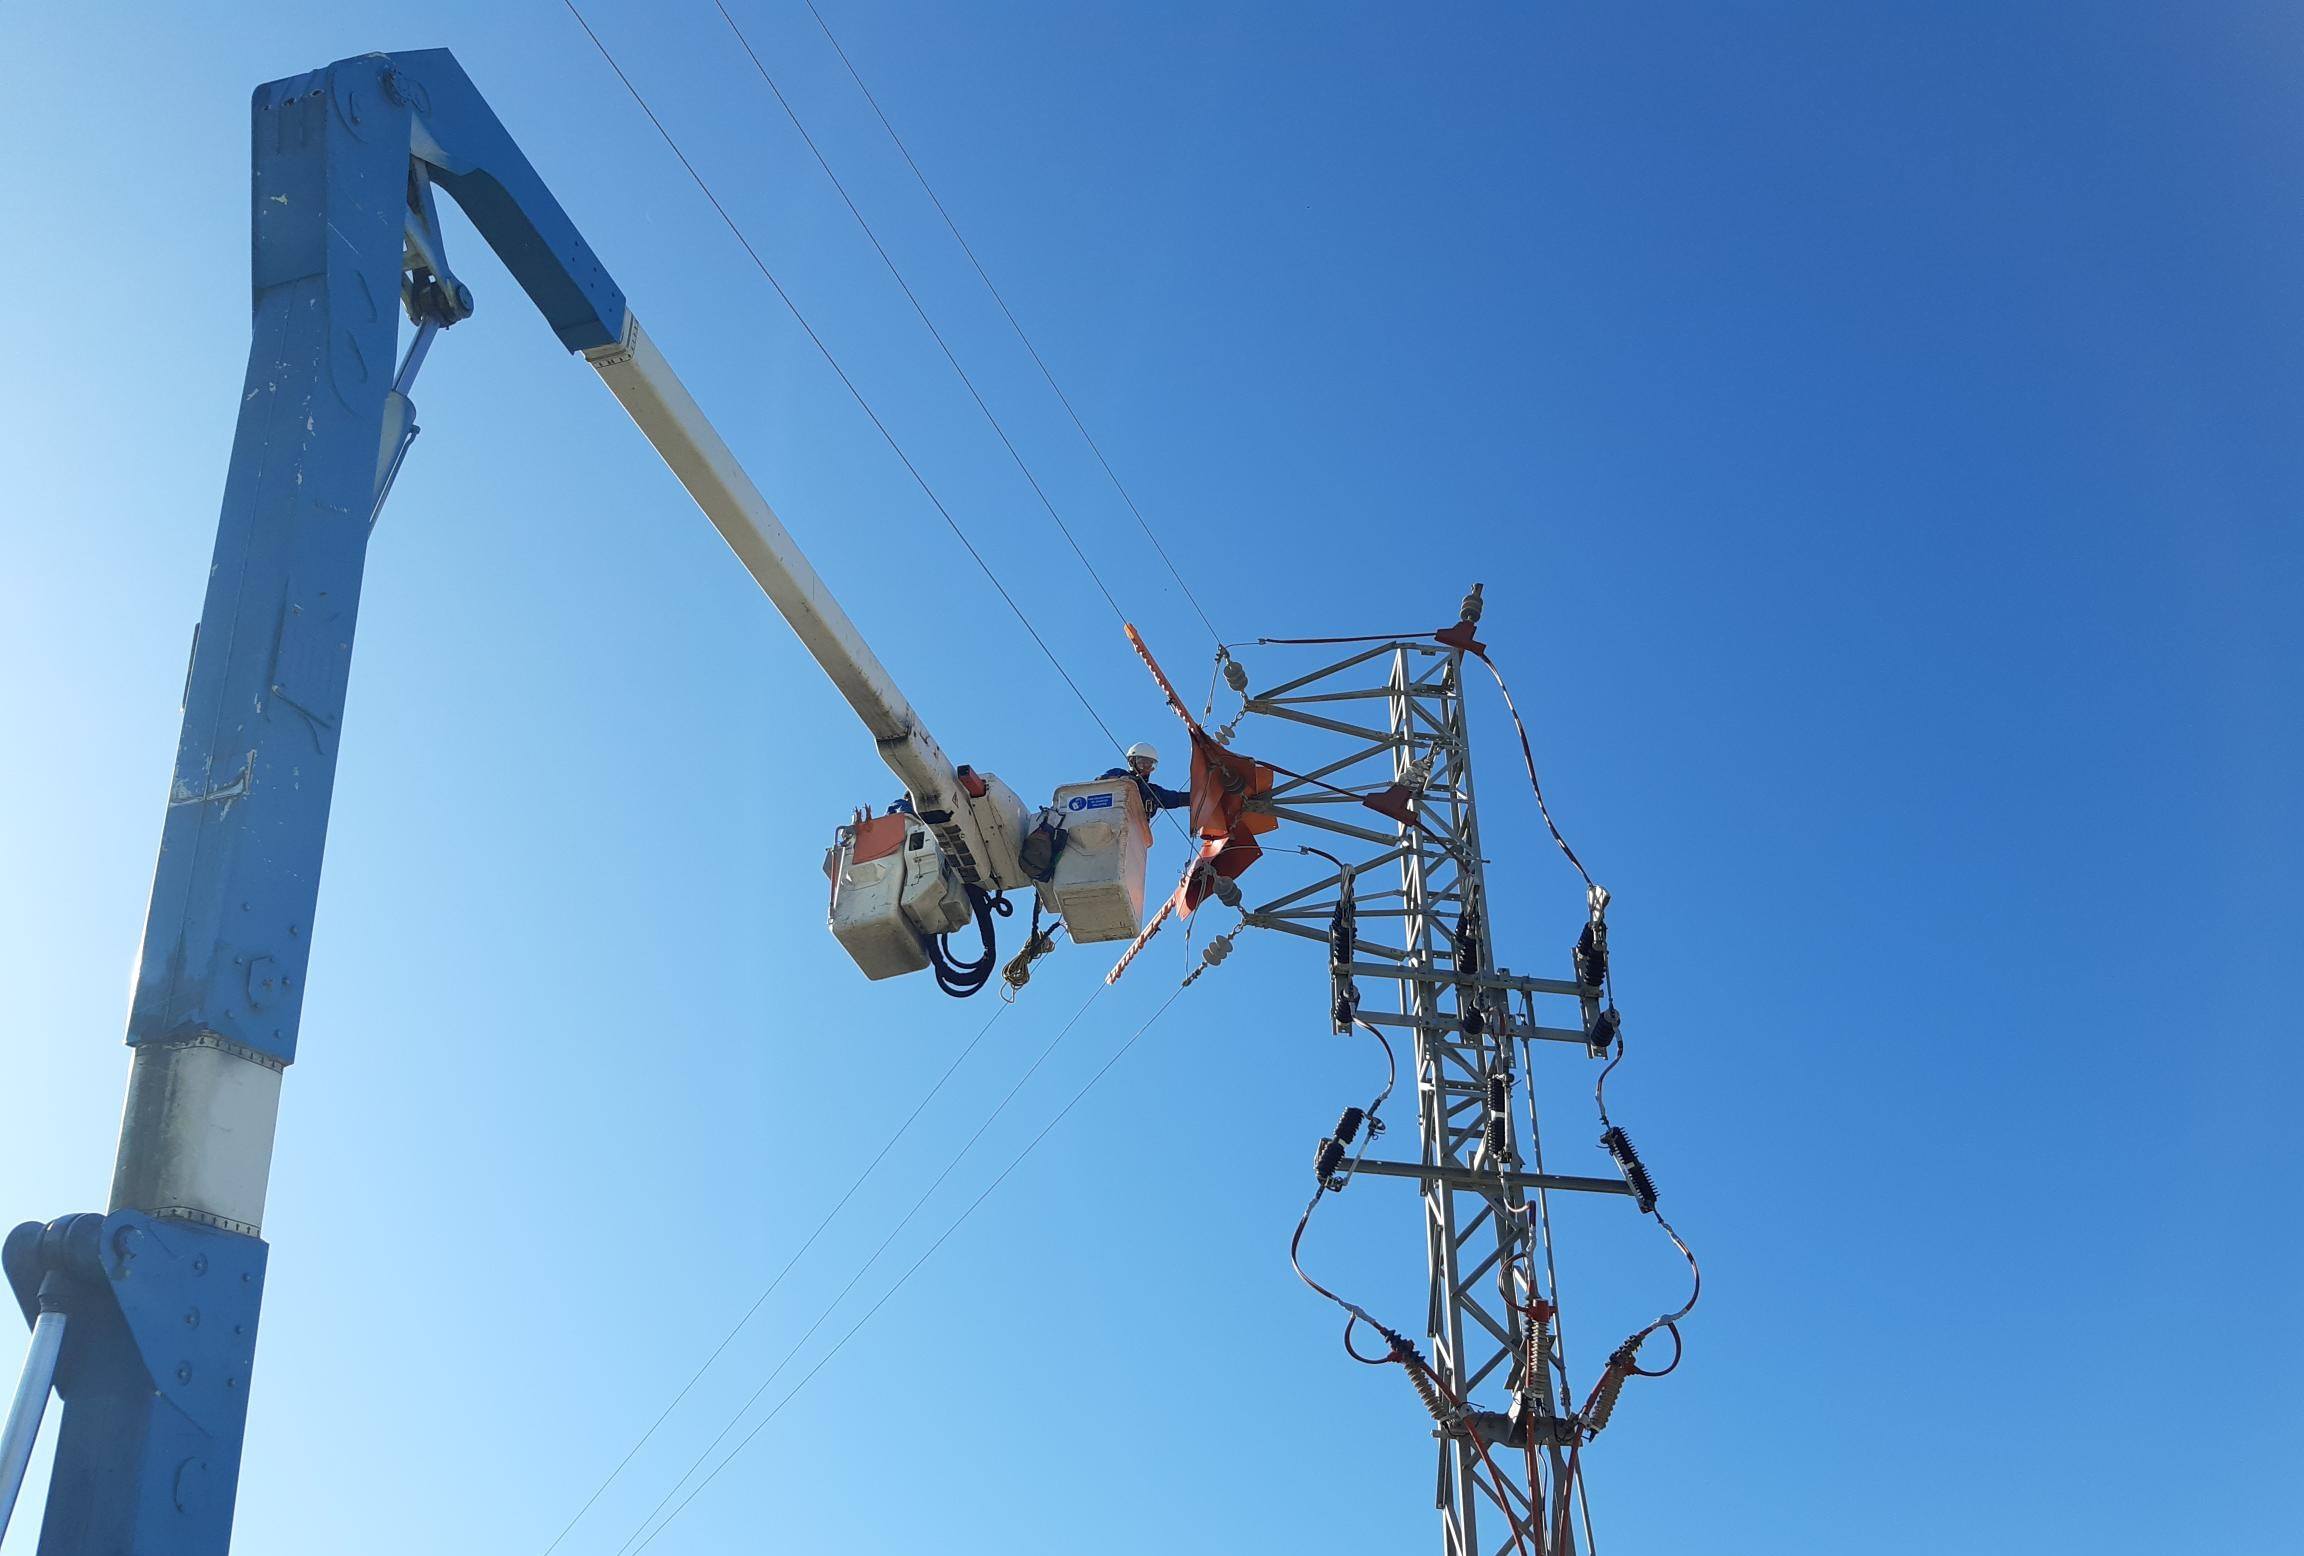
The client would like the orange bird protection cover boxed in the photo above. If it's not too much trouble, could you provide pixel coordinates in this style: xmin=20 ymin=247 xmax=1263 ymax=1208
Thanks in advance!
xmin=1125 ymin=625 xmax=1277 ymax=915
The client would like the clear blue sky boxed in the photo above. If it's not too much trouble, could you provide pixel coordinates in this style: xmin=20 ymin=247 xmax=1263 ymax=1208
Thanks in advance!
xmin=3 ymin=3 xmax=2298 ymax=1552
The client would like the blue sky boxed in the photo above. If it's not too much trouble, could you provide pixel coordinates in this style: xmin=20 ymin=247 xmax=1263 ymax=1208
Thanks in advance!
xmin=3 ymin=3 xmax=2299 ymax=1552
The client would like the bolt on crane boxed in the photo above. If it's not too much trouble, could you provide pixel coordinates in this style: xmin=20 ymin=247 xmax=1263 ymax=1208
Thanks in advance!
xmin=1 ymin=48 xmax=1155 ymax=1553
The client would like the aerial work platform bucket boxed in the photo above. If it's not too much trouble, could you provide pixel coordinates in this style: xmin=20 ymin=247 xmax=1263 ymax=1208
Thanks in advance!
xmin=1046 ymin=778 xmax=1149 ymax=943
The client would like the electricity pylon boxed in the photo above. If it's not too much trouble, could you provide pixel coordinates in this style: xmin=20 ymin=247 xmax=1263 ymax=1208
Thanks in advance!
xmin=1236 ymin=598 xmax=1624 ymax=1556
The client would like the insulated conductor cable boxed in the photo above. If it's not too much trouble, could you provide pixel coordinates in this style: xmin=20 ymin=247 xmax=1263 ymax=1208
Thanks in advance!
xmin=628 ymin=983 xmax=1189 ymax=1552
xmin=1469 ymin=647 xmax=1596 ymax=895
xmin=561 ymin=1 xmax=1139 ymax=770
xmin=799 ymin=0 xmax=1226 ymax=647
xmin=1593 ymin=1010 xmax=1701 ymax=1346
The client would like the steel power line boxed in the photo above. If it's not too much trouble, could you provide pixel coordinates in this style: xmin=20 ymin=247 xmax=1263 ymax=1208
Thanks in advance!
xmin=540 ymin=1001 xmax=1010 ymax=1555
xmin=601 ymin=980 xmax=1110 ymax=1553
xmin=797 ymin=0 xmax=1226 ymax=647
xmin=627 ymin=983 xmax=1186 ymax=1553
xmin=712 ymin=0 xmax=1135 ymax=633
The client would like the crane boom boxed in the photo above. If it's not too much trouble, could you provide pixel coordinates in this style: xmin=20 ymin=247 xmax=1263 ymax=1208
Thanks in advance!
xmin=582 ymin=316 xmax=991 ymax=874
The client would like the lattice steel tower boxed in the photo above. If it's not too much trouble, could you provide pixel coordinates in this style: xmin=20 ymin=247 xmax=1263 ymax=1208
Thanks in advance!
xmin=1233 ymin=590 xmax=1629 ymax=1556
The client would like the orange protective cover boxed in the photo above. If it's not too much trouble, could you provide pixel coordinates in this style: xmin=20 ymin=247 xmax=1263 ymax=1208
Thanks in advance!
xmin=850 ymin=812 xmax=909 ymax=865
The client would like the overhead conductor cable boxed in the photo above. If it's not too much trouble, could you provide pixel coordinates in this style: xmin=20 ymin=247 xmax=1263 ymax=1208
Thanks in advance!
xmin=713 ymin=0 xmax=1137 ymax=634
xmin=798 ymin=0 xmax=1225 ymax=647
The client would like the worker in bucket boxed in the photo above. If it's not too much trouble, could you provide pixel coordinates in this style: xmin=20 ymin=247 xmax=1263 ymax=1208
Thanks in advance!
xmin=1104 ymin=741 xmax=1191 ymax=816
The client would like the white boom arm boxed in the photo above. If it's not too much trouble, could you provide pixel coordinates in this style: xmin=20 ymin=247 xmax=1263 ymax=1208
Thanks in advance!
xmin=582 ymin=317 xmax=995 ymax=877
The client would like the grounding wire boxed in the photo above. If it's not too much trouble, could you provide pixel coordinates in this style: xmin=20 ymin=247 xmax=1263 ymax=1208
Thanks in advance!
xmin=712 ymin=0 xmax=1135 ymax=633
xmin=604 ymin=980 xmax=1111 ymax=1555
xmin=1460 ymin=898 xmax=1558 ymax=1540
xmin=1519 ymin=1020 xmax=1598 ymax=1556
xmin=539 ymin=1000 xmax=1009 ymax=1554
xmin=799 ymin=0 xmax=1225 ymax=648
xmin=628 ymin=983 xmax=1189 ymax=1552
xmin=560 ymin=0 xmax=1139 ymax=771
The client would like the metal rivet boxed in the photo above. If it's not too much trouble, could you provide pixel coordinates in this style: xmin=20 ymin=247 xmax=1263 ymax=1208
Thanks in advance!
xmin=176 ymin=1364 xmax=193 ymax=1384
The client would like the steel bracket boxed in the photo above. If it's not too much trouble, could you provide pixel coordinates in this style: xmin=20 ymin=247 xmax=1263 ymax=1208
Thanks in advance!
xmin=4 ymin=1214 xmax=266 ymax=1550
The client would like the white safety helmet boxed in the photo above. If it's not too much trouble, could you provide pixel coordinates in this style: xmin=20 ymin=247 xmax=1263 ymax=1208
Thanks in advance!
xmin=1125 ymin=741 xmax=1161 ymax=772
